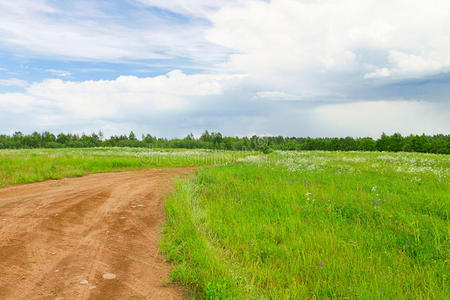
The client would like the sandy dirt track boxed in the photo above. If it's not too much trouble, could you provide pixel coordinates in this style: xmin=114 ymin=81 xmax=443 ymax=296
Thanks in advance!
xmin=0 ymin=169 xmax=194 ymax=300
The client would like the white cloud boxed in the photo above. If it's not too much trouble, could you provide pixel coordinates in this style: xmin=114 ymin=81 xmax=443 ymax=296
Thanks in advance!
xmin=0 ymin=1 xmax=449 ymax=137
xmin=364 ymin=68 xmax=391 ymax=79
xmin=0 ymin=1 xmax=228 ymax=63
xmin=206 ymin=0 xmax=450 ymax=80
xmin=0 ymin=78 xmax=29 ymax=87
xmin=136 ymin=0 xmax=248 ymax=18
xmin=387 ymin=50 xmax=447 ymax=77
xmin=45 ymin=69 xmax=72 ymax=77
xmin=0 ymin=93 xmax=35 ymax=113
xmin=314 ymin=100 xmax=450 ymax=137
xmin=1 ymin=74 xmax=448 ymax=137
xmin=1 ymin=70 xmax=244 ymax=119
xmin=255 ymin=91 xmax=302 ymax=101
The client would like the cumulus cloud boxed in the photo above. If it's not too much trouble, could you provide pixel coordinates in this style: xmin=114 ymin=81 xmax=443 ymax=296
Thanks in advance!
xmin=0 ymin=70 xmax=244 ymax=120
xmin=206 ymin=0 xmax=450 ymax=81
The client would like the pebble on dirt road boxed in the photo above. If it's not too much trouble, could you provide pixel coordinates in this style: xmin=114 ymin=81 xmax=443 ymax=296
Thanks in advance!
xmin=102 ymin=273 xmax=116 ymax=280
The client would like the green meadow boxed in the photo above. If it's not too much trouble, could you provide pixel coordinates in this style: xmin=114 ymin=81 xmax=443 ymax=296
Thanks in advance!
xmin=162 ymin=151 xmax=449 ymax=299
xmin=1 ymin=148 xmax=448 ymax=298
xmin=0 ymin=148 xmax=253 ymax=187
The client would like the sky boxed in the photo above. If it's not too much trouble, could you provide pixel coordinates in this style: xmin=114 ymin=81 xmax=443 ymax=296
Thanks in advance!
xmin=0 ymin=0 xmax=449 ymax=138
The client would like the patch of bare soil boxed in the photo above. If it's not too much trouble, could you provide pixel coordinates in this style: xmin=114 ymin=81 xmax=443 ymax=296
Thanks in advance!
xmin=0 ymin=169 xmax=194 ymax=300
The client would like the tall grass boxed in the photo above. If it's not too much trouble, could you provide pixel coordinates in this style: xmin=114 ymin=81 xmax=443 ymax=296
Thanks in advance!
xmin=161 ymin=151 xmax=449 ymax=299
xmin=0 ymin=148 xmax=254 ymax=187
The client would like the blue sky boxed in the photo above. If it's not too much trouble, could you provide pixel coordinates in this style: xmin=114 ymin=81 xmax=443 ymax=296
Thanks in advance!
xmin=0 ymin=0 xmax=449 ymax=138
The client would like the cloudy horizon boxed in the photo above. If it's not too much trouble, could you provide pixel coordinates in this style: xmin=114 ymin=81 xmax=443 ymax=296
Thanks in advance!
xmin=0 ymin=0 xmax=449 ymax=138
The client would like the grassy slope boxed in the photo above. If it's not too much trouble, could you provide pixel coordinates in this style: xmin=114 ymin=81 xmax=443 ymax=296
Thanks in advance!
xmin=161 ymin=151 xmax=449 ymax=299
xmin=0 ymin=148 xmax=252 ymax=187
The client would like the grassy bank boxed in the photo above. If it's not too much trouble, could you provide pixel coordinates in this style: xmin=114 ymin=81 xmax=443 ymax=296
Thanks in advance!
xmin=0 ymin=148 xmax=254 ymax=187
xmin=161 ymin=151 xmax=449 ymax=299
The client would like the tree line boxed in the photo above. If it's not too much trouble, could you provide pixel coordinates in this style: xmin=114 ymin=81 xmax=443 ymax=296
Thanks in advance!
xmin=0 ymin=131 xmax=448 ymax=154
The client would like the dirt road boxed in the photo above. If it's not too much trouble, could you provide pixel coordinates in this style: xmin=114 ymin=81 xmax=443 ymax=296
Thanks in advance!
xmin=0 ymin=169 xmax=194 ymax=300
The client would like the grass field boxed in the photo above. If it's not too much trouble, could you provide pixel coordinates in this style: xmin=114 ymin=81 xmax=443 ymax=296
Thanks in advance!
xmin=0 ymin=148 xmax=254 ymax=187
xmin=1 ymin=148 xmax=448 ymax=298
xmin=161 ymin=151 xmax=449 ymax=299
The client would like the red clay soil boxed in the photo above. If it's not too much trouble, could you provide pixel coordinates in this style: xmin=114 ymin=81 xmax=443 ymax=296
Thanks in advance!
xmin=0 ymin=169 xmax=194 ymax=300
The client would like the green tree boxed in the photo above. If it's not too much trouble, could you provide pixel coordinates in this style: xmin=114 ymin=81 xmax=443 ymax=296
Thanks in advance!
xmin=376 ymin=133 xmax=389 ymax=151
xmin=129 ymin=131 xmax=137 ymax=141
xmin=388 ymin=133 xmax=403 ymax=152
xmin=200 ymin=130 xmax=212 ymax=143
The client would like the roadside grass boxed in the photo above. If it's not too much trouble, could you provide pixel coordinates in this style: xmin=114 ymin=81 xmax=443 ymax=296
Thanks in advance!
xmin=161 ymin=151 xmax=449 ymax=299
xmin=0 ymin=148 xmax=254 ymax=187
